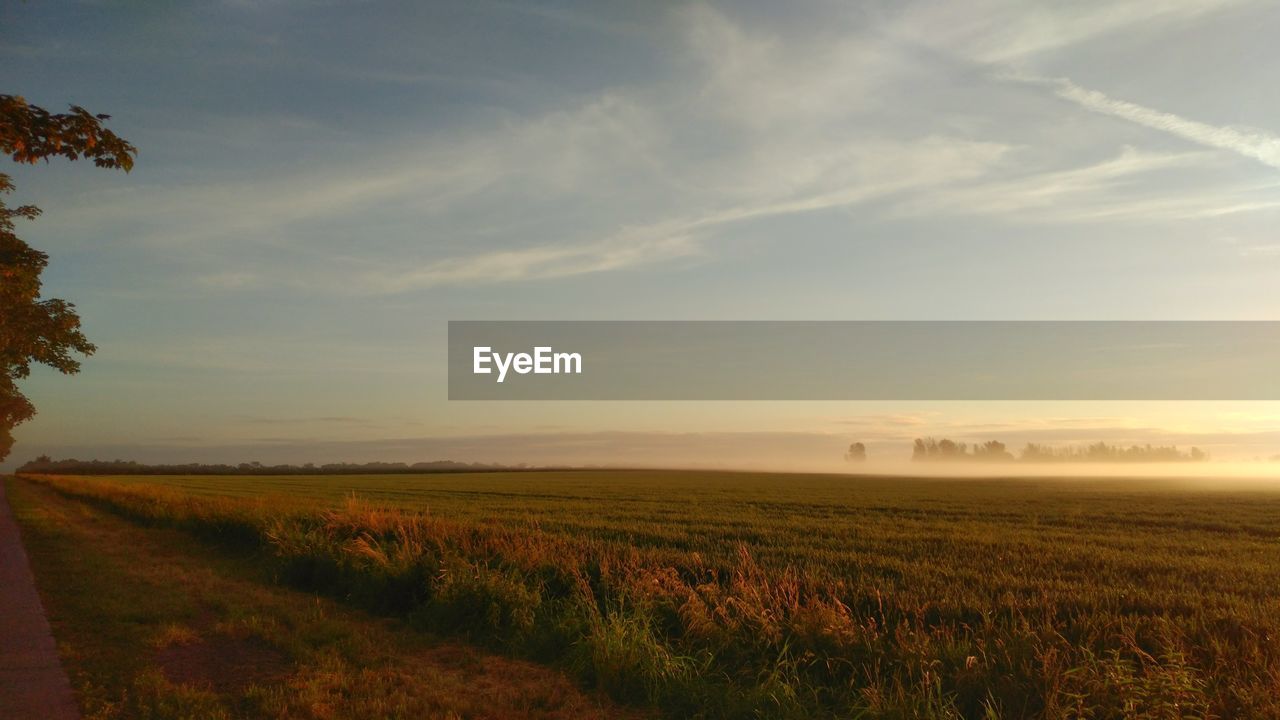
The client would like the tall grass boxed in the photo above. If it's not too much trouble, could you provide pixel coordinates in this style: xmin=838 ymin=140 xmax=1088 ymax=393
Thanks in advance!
xmin=26 ymin=472 xmax=1280 ymax=719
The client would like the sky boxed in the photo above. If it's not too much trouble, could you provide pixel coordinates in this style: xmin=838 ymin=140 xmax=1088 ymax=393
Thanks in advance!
xmin=4 ymin=0 xmax=1280 ymax=470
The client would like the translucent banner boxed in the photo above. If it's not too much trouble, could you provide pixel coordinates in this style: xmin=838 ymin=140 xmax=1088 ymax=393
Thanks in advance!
xmin=447 ymin=321 xmax=1280 ymax=400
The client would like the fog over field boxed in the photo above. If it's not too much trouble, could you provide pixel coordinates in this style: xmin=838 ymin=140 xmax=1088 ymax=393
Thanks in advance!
xmin=14 ymin=431 xmax=1280 ymax=482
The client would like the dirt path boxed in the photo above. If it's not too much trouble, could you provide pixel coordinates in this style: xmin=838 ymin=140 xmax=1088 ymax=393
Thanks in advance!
xmin=0 ymin=479 xmax=79 ymax=720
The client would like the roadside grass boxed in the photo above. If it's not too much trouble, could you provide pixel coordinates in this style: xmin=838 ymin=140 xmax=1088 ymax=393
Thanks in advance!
xmin=4 ymin=476 xmax=643 ymax=720
xmin=16 ymin=470 xmax=1280 ymax=718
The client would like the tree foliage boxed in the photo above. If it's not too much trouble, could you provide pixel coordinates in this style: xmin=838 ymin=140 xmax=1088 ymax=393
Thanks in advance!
xmin=0 ymin=94 xmax=136 ymax=460
xmin=0 ymin=95 xmax=135 ymax=170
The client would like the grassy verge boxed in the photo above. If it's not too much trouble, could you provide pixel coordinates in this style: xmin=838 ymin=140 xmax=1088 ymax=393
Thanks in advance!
xmin=5 ymin=476 xmax=640 ymax=720
xmin=17 ymin=472 xmax=1280 ymax=719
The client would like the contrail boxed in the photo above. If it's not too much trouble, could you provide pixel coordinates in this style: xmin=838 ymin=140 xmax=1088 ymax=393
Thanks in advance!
xmin=1051 ymin=77 xmax=1280 ymax=170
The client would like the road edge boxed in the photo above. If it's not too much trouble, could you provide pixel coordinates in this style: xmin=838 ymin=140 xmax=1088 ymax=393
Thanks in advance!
xmin=0 ymin=476 xmax=80 ymax=720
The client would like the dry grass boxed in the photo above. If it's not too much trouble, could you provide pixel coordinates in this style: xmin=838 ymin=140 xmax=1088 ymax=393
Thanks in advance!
xmin=18 ymin=470 xmax=1280 ymax=718
xmin=6 ymin=476 xmax=643 ymax=720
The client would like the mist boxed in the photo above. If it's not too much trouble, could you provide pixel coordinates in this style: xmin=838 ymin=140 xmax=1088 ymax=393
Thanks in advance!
xmin=11 ymin=430 xmax=1280 ymax=488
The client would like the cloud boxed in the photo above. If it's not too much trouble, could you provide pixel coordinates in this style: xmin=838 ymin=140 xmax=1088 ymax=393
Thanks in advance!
xmin=61 ymin=5 xmax=1008 ymax=295
xmin=358 ymin=232 xmax=702 ymax=292
xmin=894 ymin=143 xmax=1280 ymax=223
xmin=678 ymin=4 xmax=895 ymax=131
xmin=1048 ymin=77 xmax=1280 ymax=169
xmin=896 ymin=146 xmax=1193 ymax=218
xmin=50 ymin=142 xmax=506 ymax=249
xmin=890 ymin=137 xmax=1280 ymax=224
xmin=898 ymin=0 xmax=1253 ymax=64
xmin=196 ymin=271 xmax=260 ymax=289
xmin=31 ymin=1 xmax=1278 ymax=296
xmin=96 ymin=337 xmax=429 ymax=375
xmin=1237 ymin=244 xmax=1280 ymax=258
xmin=354 ymin=136 xmax=1010 ymax=292
xmin=51 ymin=93 xmax=663 ymax=249
xmin=231 ymin=415 xmax=381 ymax=427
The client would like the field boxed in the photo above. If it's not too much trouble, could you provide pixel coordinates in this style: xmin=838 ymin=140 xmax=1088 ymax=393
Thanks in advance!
xmin=13 ymin=470 xmax=1280 ymax=719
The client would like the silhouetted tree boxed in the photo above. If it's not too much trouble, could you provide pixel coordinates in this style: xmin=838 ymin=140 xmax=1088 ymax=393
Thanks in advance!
xmin=1021 ymin=443 xmax=1050 ymax=462
xmin=1017 ymin=441 xmax=1208 ymax=463
xmin=913 ymin=438 xmax=1205 ymax=463
xmin=845 ymin=442 xmax=867 ymax=462
xmin=972 ymin=440 xmax=1014 ymax=461
xmin=0 ymin=94 xmax=135 ymax=460
xmin=912 ymin=437 xmax=970 ymax=461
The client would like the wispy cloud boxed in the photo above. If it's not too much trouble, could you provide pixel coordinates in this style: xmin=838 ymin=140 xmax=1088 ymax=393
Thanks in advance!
xmin=97 ymin=337 xmax=429 ymax=375
xmin=196 ymin=271 xmax=260 ymax=289
xmin=1236 ymin=244 xmax=1280 ymax=258
xmin=358 ymin=232 xmax=702 ymax=292
xmin=1048 ymin=77 xmax=1280 ymax=169
xmin=51 ymin=93 xmax=664 ymax=249
xmin=899 ymin=0 xmax=1253 ymax=64
xmin=25 ymin=1 xmax=1280 ymax=297
xmin=231 ymin=415 xmax=381 ymax=427
xmin=896 ymin=145 xmax=1280 ymax=222
xmin=354 ymin=136 xmax=1010 ymax=292
xmin=895 ymin=146 xmax=1198 ymax=219
xmin=678 ymin=4 xmax=896 ymax=132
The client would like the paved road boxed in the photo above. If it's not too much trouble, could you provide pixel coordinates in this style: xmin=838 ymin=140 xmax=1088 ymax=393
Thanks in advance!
xmin=0 ymin=479 xmax=79 ymax=720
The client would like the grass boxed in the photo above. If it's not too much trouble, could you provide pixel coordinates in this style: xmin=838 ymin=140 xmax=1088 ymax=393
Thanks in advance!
xmin=4 ymin=476 xmax=641 ymax=720
xmin=15 ymin=469 xmax=1280 ymax=718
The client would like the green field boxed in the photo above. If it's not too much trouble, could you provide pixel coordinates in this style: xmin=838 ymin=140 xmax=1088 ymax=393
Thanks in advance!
xmin=20 ymin=470 xmax=1280 ymax=719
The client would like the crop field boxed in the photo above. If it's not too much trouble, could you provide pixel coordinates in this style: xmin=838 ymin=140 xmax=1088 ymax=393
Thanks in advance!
xmin=18 ymin=470 xmax=1280 ymax=719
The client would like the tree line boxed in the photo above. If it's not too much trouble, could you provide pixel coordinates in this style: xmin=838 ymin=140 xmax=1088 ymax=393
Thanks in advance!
xmin=15 ymin=456 xmax=565 ymax=476
xmin=843 ymin=439 xmax=1209 ymax=463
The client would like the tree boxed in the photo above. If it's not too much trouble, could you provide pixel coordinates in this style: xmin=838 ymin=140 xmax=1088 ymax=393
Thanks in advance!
xmin=0 ymin=94 xmax=136 ymax=461
xmin=972 ymin=440 xmax=1013 ymax=462
xmin=845 ymin=442 xmax=866 ymax=463
xmin=912 ymin=437 xmax=968 ymax=461
xmin=911 ymin=437 xmax=1013 ymax=462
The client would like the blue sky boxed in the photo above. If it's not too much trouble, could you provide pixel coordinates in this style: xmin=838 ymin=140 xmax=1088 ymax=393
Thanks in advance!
xmin=5 ymin=0 xmax=1280 ymax=468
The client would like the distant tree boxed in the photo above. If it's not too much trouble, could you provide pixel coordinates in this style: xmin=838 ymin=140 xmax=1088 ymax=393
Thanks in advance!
xmin=1021 ymin=443 xmax=1049 ymax=462
xmin=1018 ymin=441 xmax=1208 ymax=463
xmin=845 ymin=442 xmax=866 ymax=462
xmin=1 ymin=94 xmax=136 ymax=461
xmin=915 ymin=437 xmax=1209 ymax=464
xmin=912 ymin=437 xmax=970 ymax=461
xmin=972 ymin=440 xmax=1014 ymax=462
